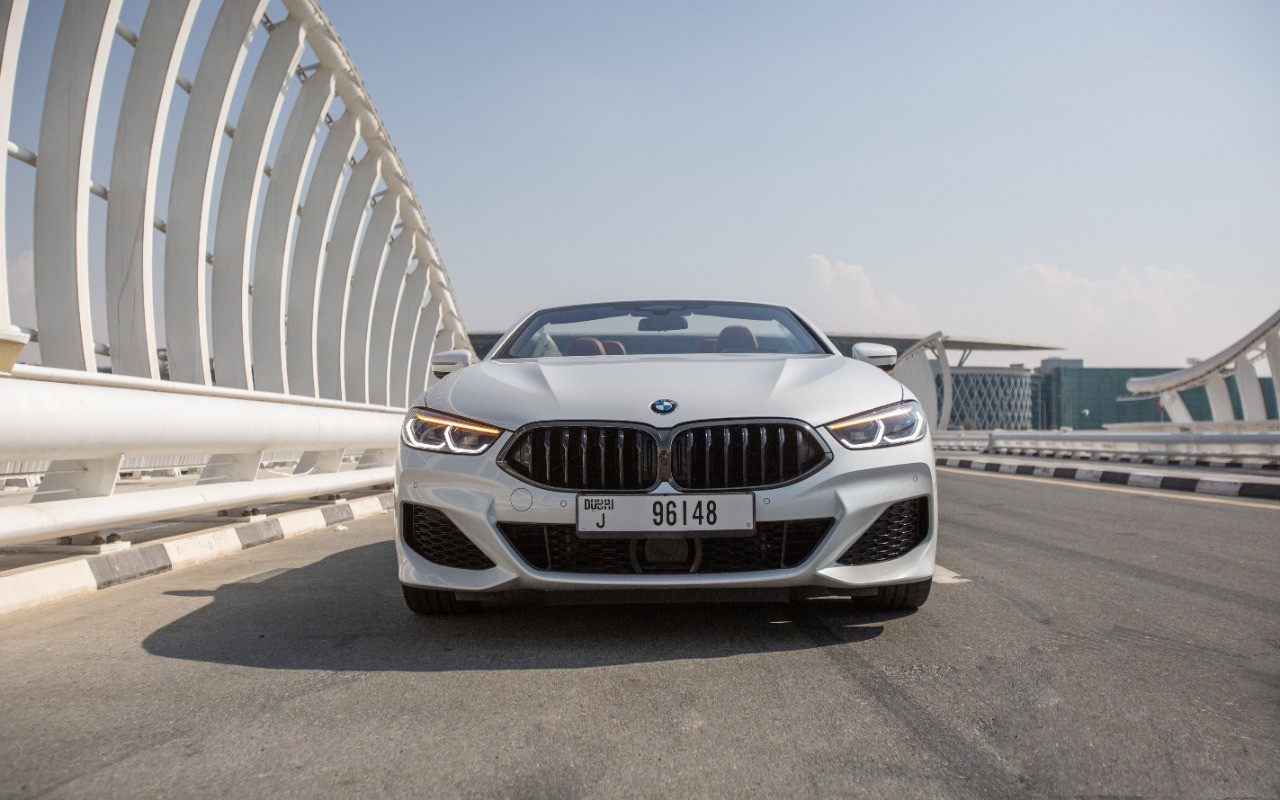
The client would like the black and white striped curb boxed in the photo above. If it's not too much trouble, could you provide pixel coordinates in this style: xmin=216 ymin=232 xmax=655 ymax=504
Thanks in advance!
xmin=0 ymin=493 xmax=393 ymax=617
xmin=985 ymin=451 xmax=1280 ymax=471
xmin=937 ymin=457 xmax=1280 ymax=501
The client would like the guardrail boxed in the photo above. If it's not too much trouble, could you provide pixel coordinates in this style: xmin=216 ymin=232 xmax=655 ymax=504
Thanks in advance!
xmin=930 ymin=431 xmax=992 ymax=452
xmin=0 ymin=366 xmax=401 ymax=547
xmin=933 ymin=429 xmax=1280 ymax=464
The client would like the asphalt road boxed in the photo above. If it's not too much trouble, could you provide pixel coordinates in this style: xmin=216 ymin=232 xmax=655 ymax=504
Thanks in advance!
xmin=0 ymin=470 xmax=1276 ymax=799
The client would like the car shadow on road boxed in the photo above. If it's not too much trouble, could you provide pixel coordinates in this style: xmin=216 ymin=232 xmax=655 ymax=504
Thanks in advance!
xmin=142 ymin=540 xmax=912 ymax=672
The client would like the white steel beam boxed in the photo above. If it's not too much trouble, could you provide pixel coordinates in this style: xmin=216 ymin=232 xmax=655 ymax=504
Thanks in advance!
xmin=104 ymin=0 xmax=199 ymax=380
xmin=407 ymin=293 xmax=442 ymax=401
xmin=31 ymin=456 xmax=123 ymax=502
xmin=0 ymin=0 xmax=29 ymax=339
xmin=251 ymin=66 xmax=335 ymax=394
xmin=316 ymin=149 xmax=381 ymax=400
xmin=0 ymin=467 xmax=393 ymax=547
xmin=1159 ymin=391 xmax=1192 ymax=424
xmin=285 ymin=110 xmax=360 ymax=396
xmin=366 ymin=231 xmax=414 ymax=405
xmin=1267 ymin=333 xmax=1280 ymax=417
xmin=210 ymin=15 xmax=306 ymax=389
xmin=1235 ymin=357 xmax=1267 ymax=422
xmin=341 ymin=193 xmax=399 ymax=403
xmin=32 ymin=0 xmax=124 ymax=371
xmin=0 ymin=376 xmax=398 ymax=463
xmin=249 ymin=66 xmax=335 ymax=394
xmin=1205 ymin=373 xmax=1234 ymax=422
xmin=163 ymin=0 xmax=271 ymax=385
xmin=388 ymin=256 xmax=430 ymax=408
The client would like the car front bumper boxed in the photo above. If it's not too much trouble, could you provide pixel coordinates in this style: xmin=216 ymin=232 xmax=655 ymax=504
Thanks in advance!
xmin=395 ymin=430 xmax=936 ymax=596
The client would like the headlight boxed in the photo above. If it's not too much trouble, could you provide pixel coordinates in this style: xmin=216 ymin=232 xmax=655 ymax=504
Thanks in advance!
xmin=826 ymin=401 xmax=927 ymax=450
xmin=402 ymin=408 xmax=504 ymax=454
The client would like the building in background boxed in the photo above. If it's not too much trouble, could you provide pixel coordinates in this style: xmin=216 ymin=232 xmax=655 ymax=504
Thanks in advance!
xmin=1033 ymin=360 xmax=1277 ymax=430
xmin=946 ymin=367 xmax=1032 ymax=430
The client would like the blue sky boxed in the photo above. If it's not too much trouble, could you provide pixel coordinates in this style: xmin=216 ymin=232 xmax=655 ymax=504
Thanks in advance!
xmin=3 ymin=2 xmax=1276 ymax=369
xmin=322 ymin=0 xmax=1280 ymax=367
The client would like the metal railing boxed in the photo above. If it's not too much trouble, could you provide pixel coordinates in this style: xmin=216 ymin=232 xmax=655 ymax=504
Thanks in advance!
xmin=934 ymin=430 xmax=1280 ymax=464
xmin=0 ymin=1 xmax=465 ymax=545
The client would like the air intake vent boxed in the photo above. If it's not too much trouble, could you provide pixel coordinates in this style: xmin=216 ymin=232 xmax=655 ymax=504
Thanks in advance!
xmin=501 ymin=425 xmax=660 ymax=491
xmin=836 ymin=497 xmax=929 ymax=565
xmin=670 ymin=422 xmax=827 ymax=490
xmin=498 ymin=518 xmax=833 ymax=574
xmin=401 ymin=503 xmax=496 ymax=570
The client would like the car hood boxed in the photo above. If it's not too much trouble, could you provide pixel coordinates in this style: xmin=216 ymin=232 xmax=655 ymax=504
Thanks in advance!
xmin=422 ymin=355 xmax=907 ymax=430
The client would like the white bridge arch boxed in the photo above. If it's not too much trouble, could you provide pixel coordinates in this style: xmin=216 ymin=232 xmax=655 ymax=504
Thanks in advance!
xmin=1125 ymin=308 xmax=1280 ymax=427
xmin=0 ymin=0 xmax=469 ymax=547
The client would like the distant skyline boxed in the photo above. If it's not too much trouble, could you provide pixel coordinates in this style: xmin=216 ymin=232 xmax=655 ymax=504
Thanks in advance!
xmin=322 ymin=0 xmax=1279 ymax=368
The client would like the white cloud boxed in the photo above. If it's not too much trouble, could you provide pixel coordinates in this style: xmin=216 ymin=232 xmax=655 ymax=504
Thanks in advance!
xmin=1006 ymin=262 xmax=1258 ymax=367
xmin=798 ymin=253 xmax=922 ymax=333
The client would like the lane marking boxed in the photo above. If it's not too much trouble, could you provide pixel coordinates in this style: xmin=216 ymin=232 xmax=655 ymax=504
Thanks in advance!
xmin=934 ymin=565 xmax=970 ymax=584
xmin=937 ymin=466 xmax=1280 ymax=512
xmin=239 ymin=568 xmax=289 ymax=584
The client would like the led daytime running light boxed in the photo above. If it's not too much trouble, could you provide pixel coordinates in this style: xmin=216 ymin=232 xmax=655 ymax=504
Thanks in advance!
xmin=829 ymin=405 xmax=914 ymax=431
xmin=412 ymin=413 xmax=501 ymax=436
xmin=403 ymin=409 xmax=504 ymax=455
xmin=825 ymin=401 xmax=926 ymax=450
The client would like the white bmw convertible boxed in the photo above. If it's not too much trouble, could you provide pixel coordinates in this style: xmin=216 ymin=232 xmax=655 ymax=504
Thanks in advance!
xmin=395 ymin=300 xmax=936 ymax=614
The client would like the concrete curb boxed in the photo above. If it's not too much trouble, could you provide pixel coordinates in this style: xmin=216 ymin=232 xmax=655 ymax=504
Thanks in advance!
xmin=936 ymin=450 xmax=1280 ymax=472
xmin=985 ymin=452 xmax=1280 ymax=471
xmin=0 ymin=493 xmax=393 ymax=618
xmin=937 ymin=457 xmax=1280 ymax=501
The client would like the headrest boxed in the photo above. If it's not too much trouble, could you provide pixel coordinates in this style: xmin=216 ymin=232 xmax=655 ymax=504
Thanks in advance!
xmin=716 ymin=325 xmax=757 ymax=353
xmin=602 ymin=339 xmax=626 ymax=355
xmin=567 ymin=337 xmax=606 ymax=356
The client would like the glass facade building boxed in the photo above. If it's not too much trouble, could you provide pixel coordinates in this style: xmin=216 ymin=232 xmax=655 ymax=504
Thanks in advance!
xmin=1032 ymin=364 xmax=1276 ymax=430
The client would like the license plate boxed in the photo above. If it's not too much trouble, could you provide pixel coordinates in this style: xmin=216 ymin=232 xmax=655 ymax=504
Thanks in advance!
xmin=576 ymin=494 xmax=754 ymax=536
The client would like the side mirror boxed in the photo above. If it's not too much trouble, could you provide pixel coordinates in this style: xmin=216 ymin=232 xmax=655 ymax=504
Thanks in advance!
xmin=851 ymin=342 xmax=898 ymax=371
xmin=431 ymin=349 xmax=474 ymax=379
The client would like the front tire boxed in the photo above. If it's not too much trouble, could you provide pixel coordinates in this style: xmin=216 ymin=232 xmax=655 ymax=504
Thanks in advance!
xmin=402 ymin=585 xmax=479 ymax=615
xmin=855 ymin=578 xmax=931 ymax=611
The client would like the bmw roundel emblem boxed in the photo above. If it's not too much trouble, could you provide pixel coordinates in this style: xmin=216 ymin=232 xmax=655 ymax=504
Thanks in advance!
xmin=651 ymin=399 xmax=678 ymax=415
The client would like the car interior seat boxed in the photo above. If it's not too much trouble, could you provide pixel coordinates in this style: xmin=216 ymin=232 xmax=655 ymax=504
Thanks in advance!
xmin=715 ymin=325 xmax=758 ymax=353
xmin=567 ymin=337 xmax=607 ymax=356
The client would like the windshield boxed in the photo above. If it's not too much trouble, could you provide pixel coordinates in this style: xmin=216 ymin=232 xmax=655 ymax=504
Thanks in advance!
xmin=494 ymin=301 xmax=830 ymax=359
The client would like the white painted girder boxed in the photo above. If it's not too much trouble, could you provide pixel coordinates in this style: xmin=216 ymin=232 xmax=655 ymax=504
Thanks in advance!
xmin=316 ymin=149 xmax=381 ymax=400
xmin=285 ymin=110 xmax=360 ymax=397
xmin=210 ymin=15 xmax=306 ymax=390
xmin=341 ymin=193 xmax=399 ymax=403
xmin=163 ymin=0 xmax=271 ymax=385
xmin=366 ymin=231 xmax=414 ymax=405
xmin=250 ymin=66 xmax=335 ymax=394
xmin=1267 ymin=333 xmax=1280 ymax=415
xmin=407 ymin=294 xmax=443 ymax=400
xmin=1234 ymin=357 xmax=1267 ymax=422
xmin=1205 ymin=374 xmax=1233 ymax=422
xmin=388 ymin=257 xmax=429 ymax=408
xmin=32 ymin=0 xmax=124 ymax=371
xmin=5 ymin=0 xmax=471 ymax=411
xmin=0 ymin=0 xmax=28 ymax=335
xmin=104 ymin=0 xmax=199 ymax=380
